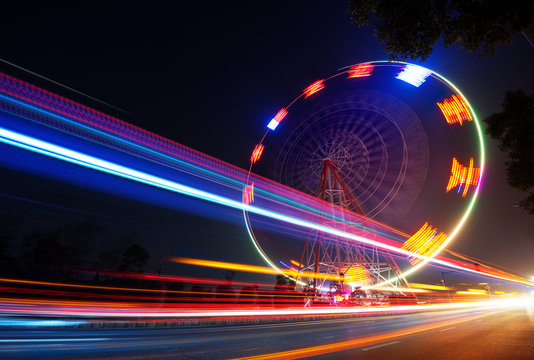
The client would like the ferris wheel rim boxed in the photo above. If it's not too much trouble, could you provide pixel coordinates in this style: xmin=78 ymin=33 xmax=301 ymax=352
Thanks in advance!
xmin=243 ymin=60 xmax=485 ymax=289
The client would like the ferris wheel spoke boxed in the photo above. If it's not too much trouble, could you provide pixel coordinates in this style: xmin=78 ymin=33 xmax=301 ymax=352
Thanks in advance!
xmin=245 ymin=61 xmax=482 ymax=297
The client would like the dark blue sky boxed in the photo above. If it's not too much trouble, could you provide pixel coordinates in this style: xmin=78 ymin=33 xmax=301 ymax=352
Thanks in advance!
xmin=1 ymin=2 xmax=533 ymax=276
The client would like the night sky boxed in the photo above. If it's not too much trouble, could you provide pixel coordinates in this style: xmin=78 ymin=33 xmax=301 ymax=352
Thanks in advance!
xmin=1 ymin=2 xmax=533 ymax=277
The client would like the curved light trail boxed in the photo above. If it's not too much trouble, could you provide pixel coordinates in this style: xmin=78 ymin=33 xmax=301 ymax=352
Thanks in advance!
xmin=244 ymin=61 xmax=486 ymax=288
xmin=0 ymin=126 xmax=530 ymax=288
xmin=0 ymin=68 xmax=532 ymax=329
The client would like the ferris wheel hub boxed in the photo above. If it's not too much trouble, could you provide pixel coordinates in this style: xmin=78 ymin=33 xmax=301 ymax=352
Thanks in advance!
xmin=244 ymin=61 xmax=484 ymax=299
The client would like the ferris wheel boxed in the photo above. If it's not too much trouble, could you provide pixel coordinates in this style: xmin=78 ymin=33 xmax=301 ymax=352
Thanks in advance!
xmin=243 ymin=61 xmax=484 ymax=295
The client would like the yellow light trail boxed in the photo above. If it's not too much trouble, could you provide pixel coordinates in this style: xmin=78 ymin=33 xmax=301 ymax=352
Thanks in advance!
xmin=171 ymin=257 xmax=347 ymax=281
xmin=408 ymin=283 xmax=451 ymax=291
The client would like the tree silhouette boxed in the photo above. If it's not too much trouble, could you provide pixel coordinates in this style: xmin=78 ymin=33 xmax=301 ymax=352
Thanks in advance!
xmin=274 ymin=275 xmax=297 ymax=307
xmin=347 ymin=0 xmax=533 ymax=61
xmin=484 ymin=89 xmax=534 ymax=213
xmin=346 ymin=2 xmax=534 ymax=213
xmin=94 ymin=233 xmax=136 ymax=273
xmin=33 ymin=234 xmax=68 ymax=266
xmin=0 ymin=212 xmax=22 ymax=260
xmin=28 ymin=220 xmax=101 ymax=268
xmin=117 ymin=244 xmax=150 ymax=273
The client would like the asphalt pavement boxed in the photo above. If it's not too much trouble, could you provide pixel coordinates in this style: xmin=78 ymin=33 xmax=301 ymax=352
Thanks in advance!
xmin=1 ymin=304 xmax=533 ymax=359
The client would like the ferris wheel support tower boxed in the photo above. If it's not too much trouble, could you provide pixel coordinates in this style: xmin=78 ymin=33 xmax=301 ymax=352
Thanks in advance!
xmin=297 ymin=158 xmax=406 ymax=294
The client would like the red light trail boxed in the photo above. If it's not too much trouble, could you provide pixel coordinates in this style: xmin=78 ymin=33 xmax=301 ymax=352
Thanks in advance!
xmin=347 ymin=63 xmax=374 ymax=78
xmin=0 ymin=68 xmax=531 ymax=326
xmin=303 ymin=80 xmax=325 ymax=98
xmin=250 ymin=144 xmax=265 ymax=164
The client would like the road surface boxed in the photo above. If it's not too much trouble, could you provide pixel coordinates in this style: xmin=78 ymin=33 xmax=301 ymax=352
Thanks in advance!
xmin=1 ymin=304 xmax=533 ymax=359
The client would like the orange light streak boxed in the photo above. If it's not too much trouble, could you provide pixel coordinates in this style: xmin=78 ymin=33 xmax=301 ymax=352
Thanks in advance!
xmin=172 ymin=257 xmax=347 ymax=281
xmin=347 ymin=63 xmax=374 ymax=78
xmin=0 ymin=276 xmax=280 ymax=300
xmin=250 ymin=144 xmax=264 ymax=164
xmin=374 ymin=286 xmax=429 ymax=293
xmin=303 ymin=80 xmax=325 ymax=98
xmin=273 ymin=108 xmax=288 ymax=123
xmin=231 ymin=311 xmax=495 ymax=360
xmin=401 ymin=223 xmax=447 ymax=265
xmin=446 ymin=157 xmax=480 ymax=197
xmin=408 ymin=283 xmax=451 ymax=291
xmin=456 ymin=291 xmax=486 ymax=296
xmin=0 ymin=297 xmax=140 ymax=308
xmin=437 ymin=94 xmax=472 ymax=125
xmin=172 ymin=257 xmax=278 ymax=275
xmin=466 ymin=288 xmax=487 ymax=294
xmin=243 ymin=183 xmax=254 ymax=205
xmin=342 ymin=265 xmax=372 ymax=285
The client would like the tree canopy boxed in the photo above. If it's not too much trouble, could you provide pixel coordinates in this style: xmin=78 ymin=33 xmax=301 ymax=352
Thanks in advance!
xmin=347 ymin=0 xmax=533 ymax=61
xmin=484 ymin=90 xmax=534 ymax=213
xmin=118 ymin=244 xmax=150 ymax=273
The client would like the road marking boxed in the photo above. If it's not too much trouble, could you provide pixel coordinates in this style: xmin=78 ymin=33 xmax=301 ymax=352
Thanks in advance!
xmin=440 ymin=327 xmax=456 ymax=332
xmin=363 ymin=321 xmax=375 ymax=324
xmin=230 ymin=312 xmax=490 ymax=360
xmin=362 ymin=341 xmax=400 ymax=351
xmin=0 ymin=338 xmax=110 ymax=343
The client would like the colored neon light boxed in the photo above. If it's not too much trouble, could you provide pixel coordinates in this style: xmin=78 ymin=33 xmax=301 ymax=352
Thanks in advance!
xmin=0 ymin=126 xmax=525 ymax=287
xmin=0 ymin=127 xmax=433 ymax=269
xmin=401 ymin=223 xmax=448 ymax=265
xmin=243 ymin=183 xmax=254 ymax=205
xmin=390 ymin=61 xmax=485 ymax=286
xmin=396 ymin=64 xmax=431 ymax=87
xmin=279 ymin=261 xmax=290 ymax=268
xmin=437 ymin=94 xmax=473 ymax=125
xmin=446 ymin=158 xmax=480 ymax=197
xmin=347 ymin=63 xmax=374 ymax=78
xmin=0 ymin=89 xmax=380 ymax=238
xmin=303 ymin=80 xmax=325 ymax=98
xmin=267 ymin=119 xmax=279 ymax=130
xmin=273 ymin=108 xmax=287 ymax=122
xmin=250 ymin=144 xmax=264 ymax=164
xmin=173 ymin=257 xmax=353 ymax=281
xmin=333 ymin=294 xmax=350 ymax=303
xmin=267 ymin=108 xmax=287 ymax=130
xmin=0 ymin=127 xmax=420 ymax=265
xmin=0 ymin=72 xmax=414 ymax=257
xmin=0 ymin=62 xmax=489 ymax=289
xmin=342 ymin=265 xmax=372 ymax=285
xmin=0 ymin=296 xmax=523 ymax=318
xmin=408 ymin=283 xmax=450 ymax=291
xmin=247 ymin=61 xmax=486 ymax=289
xmin=0 ymin=72 xmax=271 ymax=205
